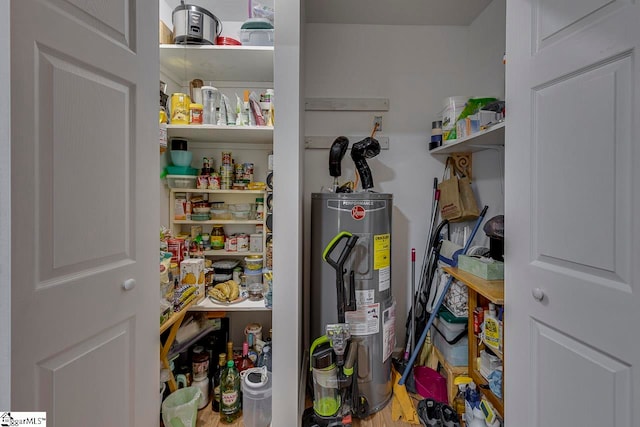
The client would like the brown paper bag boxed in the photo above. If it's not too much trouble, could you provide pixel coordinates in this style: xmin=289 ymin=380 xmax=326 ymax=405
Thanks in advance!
xmin=438 ymin=157 xmax=480 ymax=222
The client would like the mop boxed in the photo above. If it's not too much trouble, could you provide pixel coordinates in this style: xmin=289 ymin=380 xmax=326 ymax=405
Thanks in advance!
xmin=400 ymin=206 xmax=489 ymax=386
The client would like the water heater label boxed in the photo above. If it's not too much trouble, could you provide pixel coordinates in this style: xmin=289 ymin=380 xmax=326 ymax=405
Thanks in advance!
xmin=383 ymin=302 xmax=396 ymax=362
xmin=373 ymin=233 xmax=390 ymax=270
xmin=345 ymin=303 xmax=380 ymax=336
xmin=378 ymin=266 xmax=390 ymax=292
xmin=355 ymin=289 xmax=375 ymax=306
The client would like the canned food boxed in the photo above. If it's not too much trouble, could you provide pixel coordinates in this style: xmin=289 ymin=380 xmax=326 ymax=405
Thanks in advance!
xmin=221 ymin=151 xmax=232 ymax=165
xmin=225 ymin=234 xmax=237 ymax=252
xmin=237 ymin=233 xmax=249 ymax=252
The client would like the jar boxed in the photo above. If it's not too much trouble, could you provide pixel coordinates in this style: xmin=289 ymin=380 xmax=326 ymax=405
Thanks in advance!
xmin=170 ymin=93 xmax=190 ymax=124
xmin=190 ymin=103 xmax=203 ymax=124
xmin=255 ymin=197 xmax=264 ymax=220
xmin=211 ymin=225 xmax=225 ymax=250
xmin=191 ymin=346 xmax=210 ymax=382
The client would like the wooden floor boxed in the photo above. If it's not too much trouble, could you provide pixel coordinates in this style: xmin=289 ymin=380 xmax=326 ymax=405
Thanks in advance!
xmin=194 ymin=397 xmax=419 ymax=426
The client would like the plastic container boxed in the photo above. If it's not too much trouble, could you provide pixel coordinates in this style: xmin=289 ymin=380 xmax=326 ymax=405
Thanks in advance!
xmin=480 ymin=350 xmax=502 ymax=380
xmin=413 ymin=366 xmax=448 ymax=403
xmin=441 ymin=96 xmax=468 ymax=140
xmin=171 ymin=150 xmax=193 ymax=167
xmin=432 ymin=326 xmax=468 ymax=366
xmin=240 ymin=29 xmax=274 ymax=46
xmin=210 ymin=208 xmax=231 ymax=220
xmin=232 ymin=211 xmax=251 ymax=220
xmin=161 ymin=386 xmax=201 ymax=427
xmin=166 ymin=175 xmax=197 ymax=189
xmin=245 ymin=256 xmax=263 ymax=270
xmin=434 ymin=315 xmax=467 ymax=342
xmin=242 ymin=369 xmax=272 ymax=427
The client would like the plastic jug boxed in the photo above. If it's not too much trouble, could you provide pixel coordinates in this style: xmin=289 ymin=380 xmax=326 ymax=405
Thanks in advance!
xmin=161 ymin=386 xmax=202 ymax=427
xmin=242 ymin=367 xmax=272 ymax=427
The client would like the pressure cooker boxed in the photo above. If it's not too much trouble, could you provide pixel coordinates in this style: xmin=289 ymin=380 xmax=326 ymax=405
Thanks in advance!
xmin=172 ymin=1 xmax=221 ymax=45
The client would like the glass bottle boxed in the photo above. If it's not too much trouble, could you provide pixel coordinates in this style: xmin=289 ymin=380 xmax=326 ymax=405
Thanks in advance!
xmin=238 ymin=341 xmax=254 ymax=373
xmin=219 ymin=360 xmax=242 ymax=423
xmin=211 ymin=353 xmax=227 ymax=412
xmin=226 ymin=341 xmax=234 ymax=366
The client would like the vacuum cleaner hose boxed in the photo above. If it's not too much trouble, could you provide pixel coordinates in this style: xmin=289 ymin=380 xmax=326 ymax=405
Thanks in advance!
xmin=350 ymin=137 xmax=381 ymax=190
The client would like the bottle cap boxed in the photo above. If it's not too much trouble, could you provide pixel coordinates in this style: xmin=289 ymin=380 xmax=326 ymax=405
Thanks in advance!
xmin=243 ymin=342 xmax=249 ymax=354
xmin=227 ymin=360 xmax=234 ymax=367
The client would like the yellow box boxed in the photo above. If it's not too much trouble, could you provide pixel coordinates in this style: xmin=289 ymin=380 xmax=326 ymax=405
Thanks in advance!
xmin=180 ymin=258 xmax=205 ymax=303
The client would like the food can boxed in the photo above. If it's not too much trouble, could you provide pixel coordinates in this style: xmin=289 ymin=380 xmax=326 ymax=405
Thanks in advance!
xmin=221 ymin=151 xmax=232 ymax=165
xmin=167 ymin=238 xmax=185 ymax=264
xmin=225 ymin=234 xmax=237 ymax=252
xmin=219 ymin=164 xmax=234 ymax=177
xmin=208 ymin=174 xmax=221 ymax=190
xmin=237 ymin=233 xmax=249 ymax=252
xmin=189 ymin=103 xmax=203 ymax=124
xmin=250 ymin=233 xmax=263 ymax=252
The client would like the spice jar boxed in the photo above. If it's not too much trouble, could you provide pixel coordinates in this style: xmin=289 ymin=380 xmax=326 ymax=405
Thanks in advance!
xmin=255 ymin=197 xmax=264 ymax=220
xmin=211 ymin=225 xmax=225 ymax=250
xmin=191 ymin=345 xmax=209 ymax=381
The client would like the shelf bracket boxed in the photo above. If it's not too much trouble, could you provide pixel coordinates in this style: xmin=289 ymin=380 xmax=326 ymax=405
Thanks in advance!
xmin=451 ymin=152 xmax=473 ymax=180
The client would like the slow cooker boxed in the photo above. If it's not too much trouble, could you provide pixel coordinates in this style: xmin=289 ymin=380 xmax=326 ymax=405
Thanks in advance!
xmin=172 ymin=1 xmax=221 ymax=45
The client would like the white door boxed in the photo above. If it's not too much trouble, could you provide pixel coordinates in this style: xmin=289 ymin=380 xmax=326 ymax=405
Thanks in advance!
xmin=506 ymin=1 xmax=640 ymax=426
xmin=11 ymin=0 xmax=158 ymax=425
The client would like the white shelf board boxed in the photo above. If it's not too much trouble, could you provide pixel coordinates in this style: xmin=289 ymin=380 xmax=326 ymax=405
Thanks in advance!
xmin=190 ymin=297 xmax=271 ymax=312
xmin=171 ymin=189 xmax=266 ymax=195
xmin=203 ymin=250 xmax=263 ymax=257
xmin=429 ymin=122 xmax=505 ymax=154
xmin=160 ymin=44 xmax=274 ymax=83
xmin=167 ymin=124 xmax=273 ymax=144
xmin=173 ymin=220 xmax=263 ymax=225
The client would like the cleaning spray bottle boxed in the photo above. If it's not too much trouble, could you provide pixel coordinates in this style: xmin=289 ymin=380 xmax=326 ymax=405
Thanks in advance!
xmin=453 ymin=375 xmax=473 ymax=423
xmin=465 ymin=382 xmax=486 ymax=427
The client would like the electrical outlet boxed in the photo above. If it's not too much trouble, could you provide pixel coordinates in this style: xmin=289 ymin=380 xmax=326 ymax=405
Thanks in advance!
xmin=374 ymin=116 xmax=382 ymax=132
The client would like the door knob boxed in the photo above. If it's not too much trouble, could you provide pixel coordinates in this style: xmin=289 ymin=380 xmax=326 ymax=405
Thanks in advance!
xmin=532 ymin=287 xmax=544 ymax=301
xmin=122 ymin=278 xmax=136 ymax=291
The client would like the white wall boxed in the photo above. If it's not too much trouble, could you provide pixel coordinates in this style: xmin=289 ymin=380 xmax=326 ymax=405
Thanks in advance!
xmin=0 ymin=0 xmax=10 ymax=409
xmin=303 ymin=3 xmax=506 ymax=348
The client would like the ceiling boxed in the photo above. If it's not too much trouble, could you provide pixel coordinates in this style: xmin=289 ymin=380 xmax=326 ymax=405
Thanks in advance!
xmin=305 ymin=0 xmax=493 ymax=26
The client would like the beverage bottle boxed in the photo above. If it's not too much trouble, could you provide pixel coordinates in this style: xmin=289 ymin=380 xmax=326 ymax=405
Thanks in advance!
xmin=238 ymin=342 xmax=254 ymax=373
xmin=219 ymin=360 xmax=242 ymax=423
xmin=226 ymin=341 xmax=234 ymax=366
xmin=211 ymin=353 xmax=226 ymax=412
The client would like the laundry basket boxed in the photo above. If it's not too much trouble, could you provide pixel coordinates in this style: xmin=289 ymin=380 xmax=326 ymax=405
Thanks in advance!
xmin=161 ymin=386 xmax=202 ymax=427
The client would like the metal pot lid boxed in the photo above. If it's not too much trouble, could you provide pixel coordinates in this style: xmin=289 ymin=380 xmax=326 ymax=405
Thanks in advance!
xmin=173 ymin=2 xmax=217 ymax=21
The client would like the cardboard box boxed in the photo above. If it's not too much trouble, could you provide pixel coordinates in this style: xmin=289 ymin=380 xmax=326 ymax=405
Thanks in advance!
xmin=159 ymin=20 xmax=173 ymax=45
xmin=457 ymin=255 xmax=504 ymax=280
xmin=180 ymin=258 xmax=205 ymax=303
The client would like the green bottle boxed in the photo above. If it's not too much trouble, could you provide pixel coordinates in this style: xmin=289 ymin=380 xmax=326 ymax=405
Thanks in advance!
xmin=219 ymin=360 xmax=242 ymax=423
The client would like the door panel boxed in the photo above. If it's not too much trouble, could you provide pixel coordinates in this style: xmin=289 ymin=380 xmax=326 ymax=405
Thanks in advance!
xmin=534 ymin=55 xmax=631 ymax=278
xmin=532 ymin=321 xmax=631 ymax=427
xmin=37 ymin=320 xmax=133 ymax=426
xmin=11 ymin=0 xmax=157 ymax=424
xmin=506 ymin=0 xmax=640 ymax=426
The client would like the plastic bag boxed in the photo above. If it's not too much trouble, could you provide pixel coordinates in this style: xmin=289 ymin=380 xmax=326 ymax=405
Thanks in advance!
xmin=161 ymin=387 xmax=202 ymax=427
xmin=251 ymin=1 xmax=275 ymax=25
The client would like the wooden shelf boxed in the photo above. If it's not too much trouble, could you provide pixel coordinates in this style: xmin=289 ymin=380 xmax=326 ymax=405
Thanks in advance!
xmin=469 ymin=368 xmax=504 ymax=417
xmin=166 ymin=124 xmax=273 ymax=144
xmin=160 ymin=297 xmax=197 ymax=334
xmin=442 ymin=267 xmax=504 ymax=304
xmin=160 ymin=44 xmax=274 ymax=83
xmin=429 ymin=122 xmax=505 ymax=154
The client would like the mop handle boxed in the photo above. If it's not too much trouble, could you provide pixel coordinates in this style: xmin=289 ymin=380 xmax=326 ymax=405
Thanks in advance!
xmin=400 ymin=206 xmax=488 ymax=385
